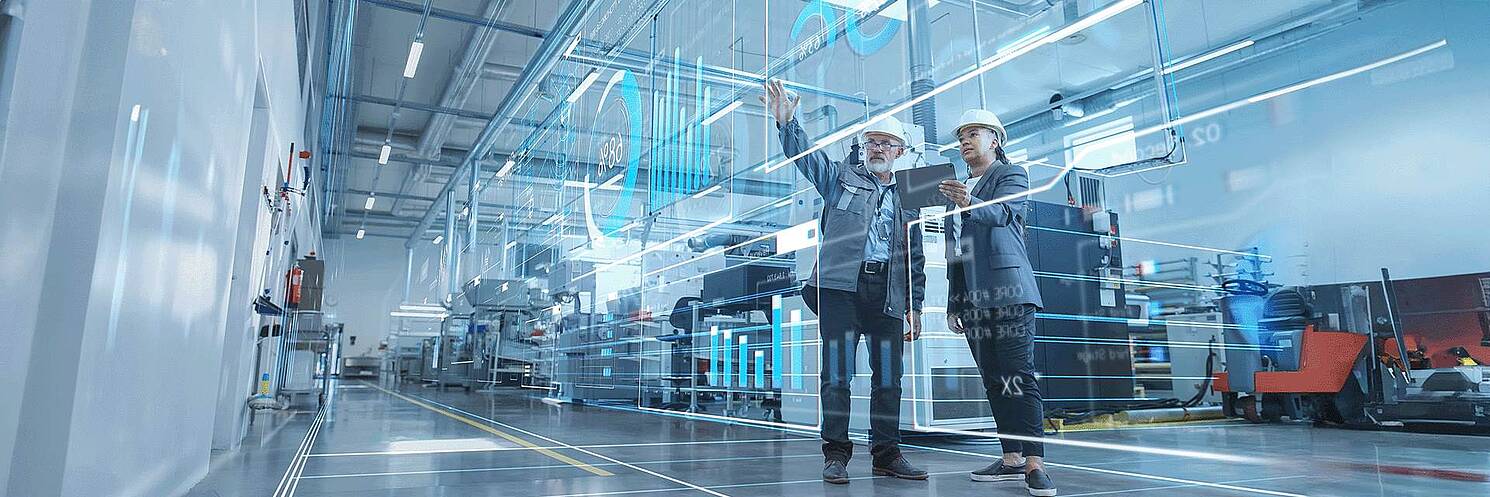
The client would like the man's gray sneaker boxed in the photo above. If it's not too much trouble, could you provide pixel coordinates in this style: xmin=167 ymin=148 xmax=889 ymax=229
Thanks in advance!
xmin=871 ymin=455 xmax=928 ymax=480
xmin=971 ymin=460 xmax=1026 ymax=482
xmin=823 ymin=459 xmax=849 ymax=484
xmin=1026 ymin=468 xmax=1057 ymax=496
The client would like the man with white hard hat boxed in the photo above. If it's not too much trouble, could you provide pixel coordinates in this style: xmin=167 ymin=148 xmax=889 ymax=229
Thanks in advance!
xmin=939 ymin=109 xmax=1055 ymax=496
xmin=761 ymin=79 xmax=928 ymax=484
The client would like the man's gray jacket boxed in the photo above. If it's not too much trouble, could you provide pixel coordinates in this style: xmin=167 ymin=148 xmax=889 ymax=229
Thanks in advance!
xmin=778 ymin=120 xmax=925 ymax=318
xmin=946 ymin=160 xmax=1044 ymax=312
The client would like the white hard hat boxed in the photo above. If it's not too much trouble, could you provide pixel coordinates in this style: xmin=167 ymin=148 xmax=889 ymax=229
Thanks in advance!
xmin=955 ymin=109 xmax=1006 ymax=144
xmin=861 ymin=115 xmax=908 ymax=145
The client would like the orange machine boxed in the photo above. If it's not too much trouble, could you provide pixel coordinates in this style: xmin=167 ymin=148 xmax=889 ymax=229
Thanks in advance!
xmin=1213 ymin=325 xmax=1367 ymax=394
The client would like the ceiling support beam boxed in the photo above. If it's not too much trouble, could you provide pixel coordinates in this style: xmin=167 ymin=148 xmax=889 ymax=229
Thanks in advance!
xmin=357 ymin=0 xmax=545 ymax=39
xmin=343 ymin=93 xmax=492 ymax=121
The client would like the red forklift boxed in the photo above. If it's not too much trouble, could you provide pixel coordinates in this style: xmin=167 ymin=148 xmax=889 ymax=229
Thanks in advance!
xmin=1213 ymin=269 xmax=1490 ymax=430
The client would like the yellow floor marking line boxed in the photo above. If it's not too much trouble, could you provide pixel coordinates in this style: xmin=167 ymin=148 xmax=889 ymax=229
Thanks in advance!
xmin=364 ymin=382 xmax=614 ymax=476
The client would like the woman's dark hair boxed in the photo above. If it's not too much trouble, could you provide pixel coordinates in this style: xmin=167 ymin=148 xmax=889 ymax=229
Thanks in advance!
xmin=994 ymin=145 xmax=1010 ymax=164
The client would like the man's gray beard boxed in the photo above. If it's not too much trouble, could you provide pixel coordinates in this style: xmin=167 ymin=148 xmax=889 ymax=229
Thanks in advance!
xmin=866 ymin=159 xmax=892 ymax=173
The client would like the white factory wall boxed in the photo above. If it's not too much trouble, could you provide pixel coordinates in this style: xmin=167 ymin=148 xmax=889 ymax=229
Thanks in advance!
xmin=0 ymin=0 xmax=96 ymax=490
xmin=323 ymin=236 xmax=408 ymax=359
xmin=1014 ymin=1 xmax=1490 ymax=288
xmin=1 ymin=0 xmax=313 ymax=496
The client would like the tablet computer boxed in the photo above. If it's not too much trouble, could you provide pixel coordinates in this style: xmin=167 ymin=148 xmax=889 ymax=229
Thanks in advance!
xmin=894 ymin=164 xmax=956 ymax=209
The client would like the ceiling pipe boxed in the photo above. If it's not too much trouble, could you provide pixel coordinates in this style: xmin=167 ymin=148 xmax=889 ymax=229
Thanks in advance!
xmin=480 ymin=61 xmax=522 ymax=80
xmin=412 ymin=0 xmax=512 ymax=160
xmin=906 ymin=0 xmax=938 ymax=145
xmin=405 ymin=0 xmax=601 ymax=248
xmin=389 ymin=0 xmax=512 ymax=218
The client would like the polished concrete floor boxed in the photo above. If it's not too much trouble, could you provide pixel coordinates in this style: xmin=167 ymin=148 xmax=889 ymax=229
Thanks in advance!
xmin=185 ymin=380 xmax=1490 ymax=497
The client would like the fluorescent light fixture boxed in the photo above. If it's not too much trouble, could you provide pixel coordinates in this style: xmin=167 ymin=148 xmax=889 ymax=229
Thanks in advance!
xmin=364 ymin=196 xmax=376 ymax=210
xmin=504 ymin=241 xmax=517 ymax=249
xmin=432 ymin=235 xmax=444 ymax=245
xmin=563 ymin=33 xmax=582 ymax=58
xmin=378 ymin=143 xmax=392 ymax=165
xmin=763 ymin=0 xmax=1143 ymax=175
xmin=701 ymin=100 xmax=743 ymax=126
xmin=403 ymin=41 xmax=425 ymax=78
xmin=130 ymin=104 xmax=141 ymax=122
xmin=399 ymin=303 xmax=446 ymax=312
xmin=773 ymin=198 xmax=793 ymax=208
xmin=495 ymin=159 xmax=516 ymax=177
xmin=1163 ymin=39 xmax=1253 ymax=75
xmin=390 ymin=311 xmax=447 ymax=319
xmin=355 ymin=228 xmax=366 ymax=239
xmin=566 ymin=70 xmax=602 ymax=103
xmin=460 ymin=206 xmax=469 ymax=217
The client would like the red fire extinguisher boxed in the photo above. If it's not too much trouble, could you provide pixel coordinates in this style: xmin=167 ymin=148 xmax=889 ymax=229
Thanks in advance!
xmin=286 ymin=266 xmax=304 ymax=308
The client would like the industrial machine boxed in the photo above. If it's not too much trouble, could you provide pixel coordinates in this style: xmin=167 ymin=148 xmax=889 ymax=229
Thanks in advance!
xmin=459 ymin=278 xmax=555 ymax=390
xmin=1162 ymin=311 xmax=1226 ymax=404
xmin=902 ymin=201 xmax=1138 ymax=430
xmin=1215 ymin=269 xmax=1490 ymax=430
xmin=392 ymin=342 xmax=422 ymax=381
xmin=341 ymin=356 xmax=380 ymax=378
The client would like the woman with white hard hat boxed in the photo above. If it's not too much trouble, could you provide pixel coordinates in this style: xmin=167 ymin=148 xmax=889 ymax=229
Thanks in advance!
xmin=940 ymin=108 xmax=1056 ymax=497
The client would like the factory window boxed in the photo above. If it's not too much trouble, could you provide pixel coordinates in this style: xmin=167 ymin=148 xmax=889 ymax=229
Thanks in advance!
xmin=1007 ymin=149 xmax=1028 ymax=164
xmin=1065 ymin=117 xmax=1136 ymax=170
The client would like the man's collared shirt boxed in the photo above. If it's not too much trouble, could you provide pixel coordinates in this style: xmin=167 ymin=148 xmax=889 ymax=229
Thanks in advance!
xmin=864 ymin=176 xmax=896 ymax=263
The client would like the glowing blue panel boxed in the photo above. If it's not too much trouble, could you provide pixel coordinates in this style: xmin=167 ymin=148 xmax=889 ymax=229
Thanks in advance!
xmin=709 ymin=326 xmax=720 ymax=385
xmin=754 ymin=351 xmax=765 ymax=389
xmin=738 ymin=335 xmax=749 ymax=387
xmin=771 ymin=296 xmax=783 ymax=388
xmin=790 ymin=310 xmax=803 ymax=389
xmin=722 ymin=329 xmax=732 ymax=387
